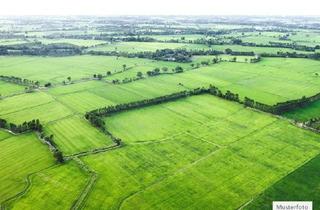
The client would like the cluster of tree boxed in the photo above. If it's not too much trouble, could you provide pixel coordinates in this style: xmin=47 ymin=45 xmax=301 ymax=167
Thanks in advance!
xmin=0 ymin=75 xmax=40 ymax=87
xmin=208 ymin=85 xmax=240 ymax=102
xmin=0 ymin=118 xmax=43 ymax=133
xmin=0 ymin=118 xmax=64 ymax=163
xmin=121 ymin=36 xmax=157 ymax=42
xmin=93 ymin=74 xmax=103 ymax=80
xmin=0 ymin=43 xmax=82 ymax=56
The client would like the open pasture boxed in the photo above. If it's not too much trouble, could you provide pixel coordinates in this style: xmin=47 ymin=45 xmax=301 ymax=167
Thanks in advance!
xmin=79 ymin=94 xmax=320 ymax=210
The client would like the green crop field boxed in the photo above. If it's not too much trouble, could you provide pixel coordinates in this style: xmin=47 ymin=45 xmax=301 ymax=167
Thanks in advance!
xmin=0 ymin=81 xmax=25 ymax=96
xmin=1 ymin=16 xmax=320 ymax=210
xmin=0 ymin=132 xmax=54 ymax=204
xmin=8 ymin=161 xmax=88 ymax=210
xmin=45 ymin=115 xmax=114 ymax=155
xmin=79 ymin=95 xmax=320 ymax=210
xmin=247 ymin=154 xmax=320 ymax=210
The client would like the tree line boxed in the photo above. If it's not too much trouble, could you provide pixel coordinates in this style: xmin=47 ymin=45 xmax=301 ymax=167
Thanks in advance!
xmin=0 ymin=118 xmax=64 ymax=163
xmin=0 ymin=75 xmax=40 ymax=86
xmin=0 ymin=43 xmax=82 ymax=56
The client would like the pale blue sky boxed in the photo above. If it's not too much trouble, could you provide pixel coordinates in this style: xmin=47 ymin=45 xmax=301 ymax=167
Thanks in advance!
xmin=1 ymin=0 xmax=319 ymax=16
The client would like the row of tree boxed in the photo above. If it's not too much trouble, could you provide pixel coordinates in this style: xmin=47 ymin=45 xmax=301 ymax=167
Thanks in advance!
xmin=0 ymin=75 xmax=40 ymax=87
xmin=0 ymin=43 xmax=82 ymax=56
xmin=0 ymin=118 xmax=64 ymax=163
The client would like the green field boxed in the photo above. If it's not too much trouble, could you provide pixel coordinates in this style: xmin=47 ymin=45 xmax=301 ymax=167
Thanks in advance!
xmin=34 ymin=38 xmax=107 ymax=47
xmin=247 ymin=154 xmax=320 ymax=210
xmin=0 ymin=132 xmax=54 ymax=204
xmin=1 ymin=17 xmax=320 ymax=210
xmin=0 ymin=56 xmax=194 ymax=84
xmin=78 ymin=95 xmax=320 ymax=210
xmin=8 ymin=161 xmax=88 ymax=210
xmin=45 ymin=115 xmax=114 ymax=155
xmin=0 ymin=81 xmax=26 ymax=96
xmin=90 ymin=41 xmax=209 ymax=52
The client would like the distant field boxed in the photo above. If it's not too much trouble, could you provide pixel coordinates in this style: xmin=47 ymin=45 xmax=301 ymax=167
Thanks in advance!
xmin=0 ymin=39 xmax=29 ymax=46
xmin=45 ymin=115 xmax=114 ymax=155
xmin=283 ymin=99 xmax=320 ymax=121
xmin=39 ymin=57 xmax=320 ymax=107
xmin=90 ymin=41 xmax=209 ymax=52
xmin=211 ymin=44 xmax=314 ymax=54
xmin=105 ymin=57 xmax=319 ymax=105
xmin=0 ymin=132 xmax=54 ymax=204
xmin=79 ymin=95 xmax=320 ymax=210
xmin=0 ymin=56 xmax=192 ymax=84
xmin=247 ymin=154 xmax=320 ymax=210
xmin=33 ymin=38 xmax=107 ymax=47
xmin=142 ymin=34 xmax=205 ymax=41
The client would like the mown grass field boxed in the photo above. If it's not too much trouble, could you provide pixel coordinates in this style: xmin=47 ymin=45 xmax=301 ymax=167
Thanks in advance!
xmin=0 ymin=132 xmax=55 ymax=204
xmin=78 ymin=95 xmax=320 ymax=210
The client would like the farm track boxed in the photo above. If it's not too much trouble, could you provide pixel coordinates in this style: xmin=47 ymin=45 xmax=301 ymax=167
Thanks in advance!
xmin=66 ymin=144 xmax=121 ymax=159
xmin=70 ymin=158 xmax=98 ymax=210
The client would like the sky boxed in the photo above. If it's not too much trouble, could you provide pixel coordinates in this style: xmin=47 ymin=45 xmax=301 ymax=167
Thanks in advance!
xmin=0 ymin=0 xmax=320 ymax=16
